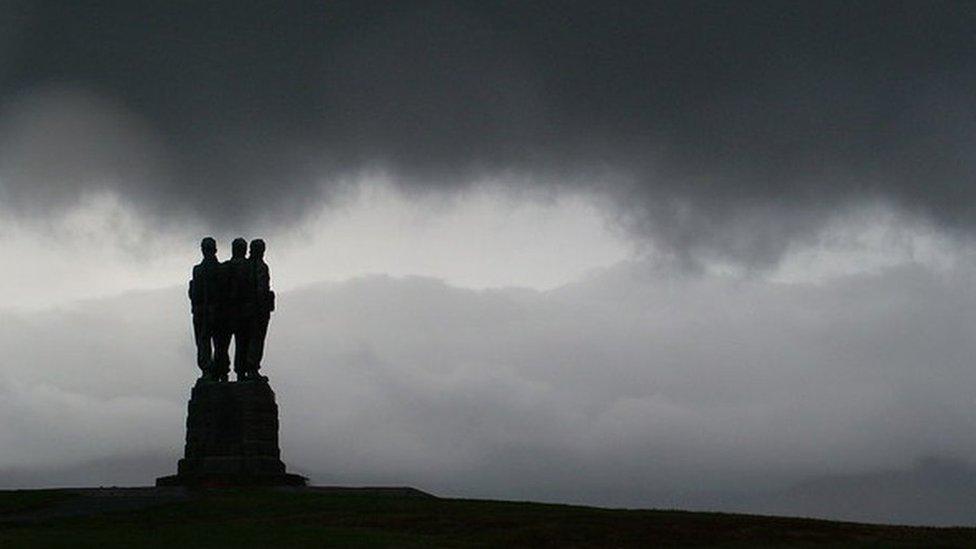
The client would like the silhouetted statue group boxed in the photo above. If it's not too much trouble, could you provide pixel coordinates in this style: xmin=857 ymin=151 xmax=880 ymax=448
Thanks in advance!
xmin=190 ymin=237 xmax=275 ymax=382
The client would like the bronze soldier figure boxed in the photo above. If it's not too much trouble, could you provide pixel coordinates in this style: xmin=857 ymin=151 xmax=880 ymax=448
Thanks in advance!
xmin=214 ymin=237 xmax=250 ymax=381
xmin=189 ymin=237 xmax=222 ymax=379
xmin=244 ymin=239 xmax=274 ymax=379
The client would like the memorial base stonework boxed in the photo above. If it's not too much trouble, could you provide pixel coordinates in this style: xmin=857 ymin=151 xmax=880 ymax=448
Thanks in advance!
xmin=157 ymin=378 xmax=306 ymax=487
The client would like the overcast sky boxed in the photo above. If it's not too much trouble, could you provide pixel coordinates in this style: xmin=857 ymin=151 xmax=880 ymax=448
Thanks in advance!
xmin=1 ymin=1 xmax=976 ymax=525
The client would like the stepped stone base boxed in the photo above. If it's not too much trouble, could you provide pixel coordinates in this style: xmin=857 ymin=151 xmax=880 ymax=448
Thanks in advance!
xmin=155 ymin=471 xmax=307 ymax=487
xmin=157 ymin=378 xmax=306 ymax=487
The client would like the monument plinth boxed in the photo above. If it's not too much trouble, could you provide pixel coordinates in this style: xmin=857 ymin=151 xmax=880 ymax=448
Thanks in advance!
xmin=157 ymin=378 xmax=306 ymax=487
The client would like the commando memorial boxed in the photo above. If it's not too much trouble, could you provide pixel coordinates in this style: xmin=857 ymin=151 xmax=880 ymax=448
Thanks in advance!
xmin=157 ymin=237 xmax=305 ymax=487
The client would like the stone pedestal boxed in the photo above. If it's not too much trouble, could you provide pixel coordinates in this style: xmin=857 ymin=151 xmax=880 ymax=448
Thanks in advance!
xmin=157 ymin=379 xmax=306 ymax=487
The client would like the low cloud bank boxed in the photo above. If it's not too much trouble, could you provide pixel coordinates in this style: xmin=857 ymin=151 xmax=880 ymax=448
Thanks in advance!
xmin=1 ymin=260 xmax=975 ymax=522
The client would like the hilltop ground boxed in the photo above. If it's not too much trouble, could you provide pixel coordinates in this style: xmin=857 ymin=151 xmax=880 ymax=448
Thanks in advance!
xmin=1 ymin=487 xmax=974 ymax=548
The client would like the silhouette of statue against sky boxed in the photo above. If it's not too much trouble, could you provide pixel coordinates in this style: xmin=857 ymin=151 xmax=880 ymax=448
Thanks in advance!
xmin=189 ymin=237 xmax=223 ymax=377
xmin=245 ymin=238 xmax=274 ymax=379
xmin=193 ymin=237 xmax=275 ymax=382
xmin=164 ymin=236 xmax=300 ymax=486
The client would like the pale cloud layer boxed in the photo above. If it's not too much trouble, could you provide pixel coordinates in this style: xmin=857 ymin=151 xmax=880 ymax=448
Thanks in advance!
xmin=1 ymin=181 xmax=963 ymax=311
xmin=2 ymin=253 xmax=975 ymax=523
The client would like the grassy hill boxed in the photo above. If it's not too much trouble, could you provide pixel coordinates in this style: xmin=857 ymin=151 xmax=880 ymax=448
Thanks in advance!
xmin=2 ymin=487 xmax=975 ymax=548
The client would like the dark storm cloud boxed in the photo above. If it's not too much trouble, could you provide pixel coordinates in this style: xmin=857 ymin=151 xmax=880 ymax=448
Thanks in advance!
xmin=1 ymin=1 xmax=974 ymax=262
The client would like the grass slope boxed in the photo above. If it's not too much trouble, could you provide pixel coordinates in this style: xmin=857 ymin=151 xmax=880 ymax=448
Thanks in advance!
xmin=1 ymin=488 xmax=975 ymax=548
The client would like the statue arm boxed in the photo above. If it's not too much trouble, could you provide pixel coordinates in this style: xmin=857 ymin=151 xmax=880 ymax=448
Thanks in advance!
xmin=255 ymin=265 xmax=274 ymax=312
xmin=265 ymin=267 xmax=275 ymax=312
xmin=189 ymin=265 xmax=202 ymax=308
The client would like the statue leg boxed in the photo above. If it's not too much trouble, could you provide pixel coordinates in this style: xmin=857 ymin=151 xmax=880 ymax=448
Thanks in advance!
xmin=247 ymin=313 xmax=270 ymax=374
xmin=233 ymin=318 xmax=251 ymax=378
xmin=192 ymin=314 xmax=212 ymax=376
xmin=212 ymin=327 xmax=231 ymax=381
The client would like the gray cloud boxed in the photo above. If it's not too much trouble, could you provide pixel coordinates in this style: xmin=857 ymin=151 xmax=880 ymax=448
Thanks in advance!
xmin=0 ymin=2 xmax=974 ymax=263
xmin=2 ymin=259 xmax=976 ymax=522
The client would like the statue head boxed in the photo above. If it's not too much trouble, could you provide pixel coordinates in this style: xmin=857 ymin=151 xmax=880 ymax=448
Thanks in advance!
xmin=249 ymin=238 xmax=266 ymax=260
xmin=200 ymin=237 xmax=217 ymax=258
xmin=231 ymin=238 xmax=247 ymax=259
